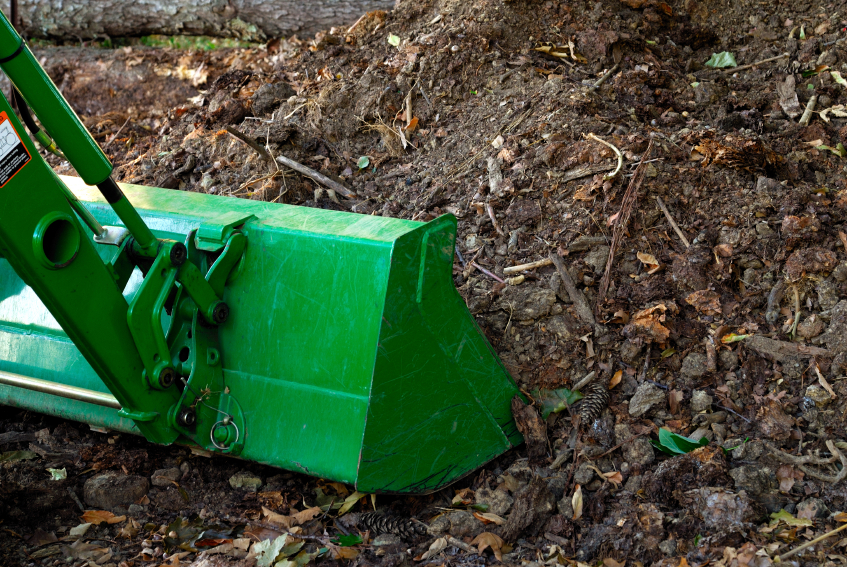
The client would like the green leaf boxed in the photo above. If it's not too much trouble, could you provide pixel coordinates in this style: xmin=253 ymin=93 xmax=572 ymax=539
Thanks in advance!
xmin=799 ymin=25 xmax=806 ymax=40
xmin=817 ymin=143 xmax=847 ymax=158
xmin=331 ymin=534 xmax=363 ymax=547
xmin=387 ymin=34 xmax=400 ymax=47
xmin=469 ymin=503 xmax=490 ymax=512
xmin=660 ymin=348 xmax=676 ymax=358
xmin=651 ymin=428 xmax=709 ymax=455
xmin=531 ymin=387 xmax=584 ymax=419
xmin=357 ymin=156 xmax=370 ymax=169
xmin=254 ymin=535 xmax=292 ymax=567
xmin=690 ymin=82 xmax=700 ymax=88
xmin=645 ymin=40 xmax=657 ymax=45
xmin=0 ymin=450 xmax=38 ymax=462
xmin=705 ymin=52 xmax=737 ymax=69
xmin=721 ymin=437 xmax=749 ymax=454
xmin=770 ymin=509 xmax=813 ymax=527
xmin=720 ymin=333 xmax=749 ymax=344
xmin=47 ymin=467 xmax=67 ymax=481
xmin=832 ymin=71 xmax=847 ymax=87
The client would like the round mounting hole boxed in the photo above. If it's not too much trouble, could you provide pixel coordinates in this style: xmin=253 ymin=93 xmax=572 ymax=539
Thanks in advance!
xmin=33 ymin=213 xmax=80 ymax=269
xmin=178 ymin=347 xmax=190 ymax=362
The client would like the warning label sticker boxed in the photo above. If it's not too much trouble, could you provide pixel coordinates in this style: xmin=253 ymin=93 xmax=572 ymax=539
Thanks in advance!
xmin=0 ymin=111 xmax=31 ymax=188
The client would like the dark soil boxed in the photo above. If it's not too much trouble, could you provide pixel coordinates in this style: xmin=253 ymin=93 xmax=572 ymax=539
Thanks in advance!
xmin=3 ymin=0 xmax=847 ymax=565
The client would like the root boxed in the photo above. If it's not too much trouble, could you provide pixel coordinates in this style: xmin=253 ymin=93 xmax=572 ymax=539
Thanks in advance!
xmin=765 ymin=440 xmax=847 ymax=484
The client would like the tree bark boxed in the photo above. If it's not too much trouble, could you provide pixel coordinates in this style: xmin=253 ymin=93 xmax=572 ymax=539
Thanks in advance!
xmin=2 ymin=0 xmax=395 ymax=41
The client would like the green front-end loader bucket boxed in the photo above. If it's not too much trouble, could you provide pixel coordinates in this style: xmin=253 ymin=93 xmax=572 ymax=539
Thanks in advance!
xmin=0 ymin=176 xmax=522 ymax=493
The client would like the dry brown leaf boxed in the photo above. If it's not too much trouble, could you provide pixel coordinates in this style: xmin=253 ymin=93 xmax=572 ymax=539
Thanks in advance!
xmin=669 ymin=390 xmax=684 ymax=415
xmin=622 ymin=304 xmax=671 ymax=343
xmin=471 ymin=532 xmax=504 ymax=560
xmin=776 ymin=465 xmax=802 ymax=493
xmin=473 ymin=512 xmax=505 ymax=525
xmin=331 ymin=546 xmax=359 ymax=560
xmin=603 ymin=559 xmax=626 ymax=567
xmin=291 ymin=506 xmax=322 ymax=526
xmin=609 ymin=370 xmax=622 ymax=389
xmin=603 ymin=471 xmax=624 ymax=487
xmin=416 ymin=537 xmax=448 ymax=561
xmin=686 ymin=290 xmax=722 ymax=316
xmin=713 ymin=243 xmax=733 ymax=257
xmin=572 ymin=485 xmax=583 ymax=520
xmin=636 ymin=251 xmax=661 ymax=274
xmin=81 ymin=510 xmax=125 ymax=525
xmin=607 ymin=310 xmax=630 ymax=324
xmin=678 ymin=558 xmax=690 ymax=567
xmin=262 ymin=506 xmax=292 ymax=528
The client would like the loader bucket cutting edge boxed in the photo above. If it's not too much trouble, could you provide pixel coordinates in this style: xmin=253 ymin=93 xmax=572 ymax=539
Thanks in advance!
xmin=0 ymin=175 xmax=523 ymax=493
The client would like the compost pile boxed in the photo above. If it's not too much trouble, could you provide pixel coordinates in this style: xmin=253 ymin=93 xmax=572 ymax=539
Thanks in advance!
xmin=3 ymin=0 xmax=847 ymax=565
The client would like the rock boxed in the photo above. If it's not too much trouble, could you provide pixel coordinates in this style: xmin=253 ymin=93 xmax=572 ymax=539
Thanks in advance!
xmin=505 ymin=199 xmax=541 ymax=226
xmin=690 ymin=390 xmax=713 ymax=413
xmin=127 ymin=504 xmax=147 ymax=516
xmin=494 ymin=285 xmax=556 ymax=321
xmin=84 ymin=472 xmax=149 ymax=511
xmin=501 ymin=476 xmax=556 ymax=542
xmin=804 ymin=384 xmax=832 ymax=407
xmin=817 ymin=279 xmax=840 ymax=310
xmin=151 ymin=468 xmax=181 ymax=487
xmin=681 ymin=352 xmax=709 ymax=383
xmin=729 ymin=465 xmax=776 ymax=497
xmin=679 ymin=488 xmax=765 ymax=528
xmin=824 ymin=301 xmax=847 ymax=356
xmin=796 ymin=497 xmax=828 ymax=520
xmin=658 ymin=539 xmax=677 ymax=556
xmin=628 ymin=383 xmax=666 ymax=417
xmin=251 ymin=82 xmax=296 ymax=116
xmin=545 ymin=313 xmax=582 ymax=341
xmin=228 ymin=471 xmax=262 ymax=491
xmin=475 ymin=487 xmax=514 ymax=516
xmin=615 ymin=424 xmax=654 ymax=466
xmin=372 ymin=534 xmax=402 ymax=546
xmin=584 ymin=245 xmax=610 ymax=275
xmin=573 ymin=462 xmax=595 ymax=485
xmin=427 ymin=510 xmax=482 ymax=538
xmin=833 ymin=262 xmax=847 ymax=282
xmin=644 ymin=446 xmax=731 ymax=505
xmin=718 ymin=349 xmax=739 ymax=371
xmin=620 ymin=339 xmax=643 ymax=364
xmin=556 ymin=494 xmax=574 ymax=518
xmin=755 ymin=221 xmax=774 ymax=237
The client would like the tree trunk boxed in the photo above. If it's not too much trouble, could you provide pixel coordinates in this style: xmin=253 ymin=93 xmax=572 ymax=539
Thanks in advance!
xmin=2 ymin=0 xmax=395 ymax=41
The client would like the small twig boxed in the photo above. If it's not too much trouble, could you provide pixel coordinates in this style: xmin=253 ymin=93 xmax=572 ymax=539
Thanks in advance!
xmin=597 ymin=139 xmax=654 ymax=315
xmin=705 ymin=335 xmax=717 ymax=373
xmin=103 ymin=116 xmax=131 ymax=150
xmin=276 ymin=154 xmax=356 ymax=198
xmin=585 ymin=133 xmax=623 ymax=181
xmin=418 ymin=82 xmax=431 ymax=106
xmin=777 ymin=521 xmax=847 ymax=562
xmin=549 ymin=253 xmax=596 ymax=327
xmin=226 ymin=125 xmax=271 ymax=161
xmin=223 ymin=515 xmax=331 ymax=542
xmin=725 ymin=52 xmax=789 ymax=74
xmin=639 ymin=345 xmax=652 ymax=382
xmin=588 ymin=63 xmax=620 ymax=91
xmin=798 ymin=94 xmax=817 ymax=126
xmin=472 ymin=262 xmax=505 ymax=284
xmin=654 ymin=196 xmax=690 ymax=248
xmin=584 ymin=434 xmax=646 ymax=461
xmin=346 ymin=12 xmax=368 ymax=34
xmin=765 ymin=440 xmax=847 ymax=484
xmin=790 ymin=285 xmax=801 ymax=338
xmin=573 ymin=371 xmax=596 ymax=391
xmin=446 ymin=537 xmax=475 ymax=553
xmin=503 ymin=257 xmax=553 ymax=275
xmin=714 ymin=404 xmax=752 ymax=423
xmin=487 ymin=203 xmax=505 ymax=236
xmin=67 ymin=487 xmax=86 ymax=512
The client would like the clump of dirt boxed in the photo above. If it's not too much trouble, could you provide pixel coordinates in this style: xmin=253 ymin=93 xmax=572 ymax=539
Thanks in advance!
xmin=3 ymin=0 xmax=847 ymax=564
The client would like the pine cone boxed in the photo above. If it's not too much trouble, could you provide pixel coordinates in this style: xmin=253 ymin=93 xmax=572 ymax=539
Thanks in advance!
xmin=579 ymin=381 xmax=609 ymax=425
xmin=358 ymin=511 xmax=427 ymax=540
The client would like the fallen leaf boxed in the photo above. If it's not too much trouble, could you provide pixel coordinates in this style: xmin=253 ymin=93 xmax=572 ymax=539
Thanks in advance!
xmin=290 ymin=506 xmax=322 ymax=525
xmin=607 ymin=310 xmax=629 ymax=324
xmin=622 ymin=304 xmax=671 ymax=343
xmin=721 ymin=333 xmax=749 ymax=343
xmin=25 ymin=528 xmax=57 ymax=547
xmin=473 ymin=511 xmax=505 ymax=525
xmin=609 ymin=370 xmax=622 ymax=390
xmin=251 ymin=535 xmax=292 ymax=567
xmin=714 ymin=243 xmax=733 ymax=257
xmin=604 ymin=559 xmax=626 ymax=567
xmin=776 ymin=465 xmax=801 ymax=493
xmin=637 ymin=252 xmax=661 ymax=274
xmin=80 ymin=510 xmax=125 ymax=525
xmin=262 ymin=506 xmax=291 ymax=528
xmin=705 ymin=51 xmax=737 ymax=68
xmin=471 ymin=532 xmax=504 ymax=560
xmin=686 ymin=290 xmax=722 ymax=316
xmin=603 ymin=471 xmax=624 ymax=487
xmin=46 ymin=468 xmax=66 ymax=481
xmin=572 ymin=485 xmax=584 ymax=520
xmin=387 ymin=34 xmax=400 ymax=47
xmin=770 ymin=509 xmax=813 ymax=527
xmin=669 ymin=390 xmax=684 ymax=414
xmin=416 ymin=537 xmax=448 ymax=561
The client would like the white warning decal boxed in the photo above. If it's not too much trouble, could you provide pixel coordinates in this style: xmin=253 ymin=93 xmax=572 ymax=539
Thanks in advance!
xmin=0 ymin=111 xmax=31 ymax=188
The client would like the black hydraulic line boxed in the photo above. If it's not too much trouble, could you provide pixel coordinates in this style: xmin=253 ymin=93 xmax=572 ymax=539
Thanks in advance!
xmin=12 ymin=88 xmax=39 ymax=135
